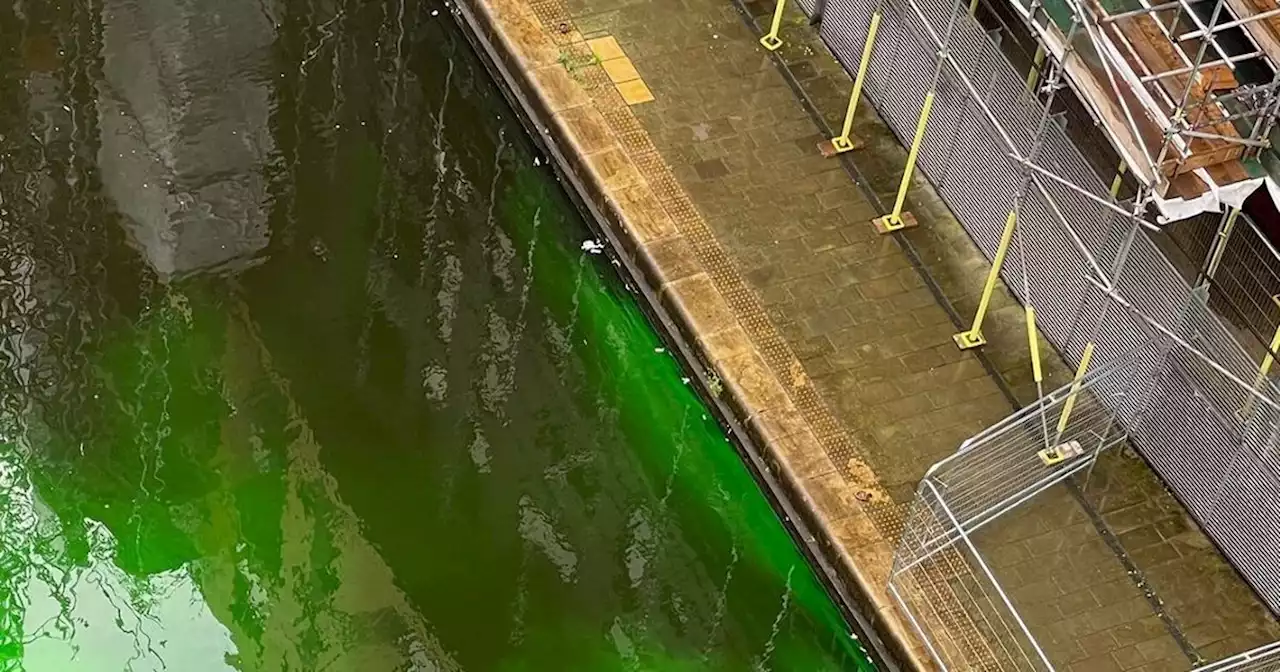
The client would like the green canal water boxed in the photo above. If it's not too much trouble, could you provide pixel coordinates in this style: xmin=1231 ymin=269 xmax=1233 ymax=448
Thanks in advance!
xmin=0 ymin=1 xmax=875 ymax=670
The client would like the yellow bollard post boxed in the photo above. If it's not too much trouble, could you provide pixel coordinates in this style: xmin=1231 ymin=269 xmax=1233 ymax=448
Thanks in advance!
xmin=1238 ymin=294 xmax=1280 ymax=420
xmin=953 ymin=208 xmax=1018 ymax=349
xmin=871 ymin=90 xmax=934 ymax=234
xmin=1025 ymin=44 xmax=1045 ymax=92
xmin=760 ymin=0 xmax=787 ymax=51
xmin=1056 ymin=341 xmax=1095 ymax=435
xmin=1109 ymin=160 xmax=1127 ymax=198
xmin=1027 ymin=306 xmax=1043 ymax=385
xmin=827 ymin=11 xmax=883 ymax=154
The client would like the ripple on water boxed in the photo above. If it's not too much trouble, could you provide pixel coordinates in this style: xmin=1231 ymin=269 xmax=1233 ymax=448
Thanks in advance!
xmin=488 ymin=226 xmax=516 ymax=294
xmin=468 ymin=426 xmax=491 ymax=474
xmin=479 ymin=307 xmax=516 ymax=415
xmin=435 ymin=252 xmax=462 ymax=344
xmin=421 ymin=363 xmax=447 ymax=403
xmin=516 ymin=494 xmax=577 ymax=584
xmin=625 ymin=507 xmax=654 ymax=588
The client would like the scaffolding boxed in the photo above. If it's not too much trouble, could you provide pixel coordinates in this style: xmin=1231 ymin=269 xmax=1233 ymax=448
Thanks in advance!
xmin=1001 ymin=0 xmax=1280 ymax=207
xmin=765 ymin=0 xmax=1280 ymax=666
xmin=886 ymin=320 xmax=1280 ymax=669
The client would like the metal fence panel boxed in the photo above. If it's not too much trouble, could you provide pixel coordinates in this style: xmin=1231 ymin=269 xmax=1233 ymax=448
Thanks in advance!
xmin=1015 ymin=191 xmax=1089 ymax=351
xmin=1035 ymin=122 xmax=1115 ymax=264
xmin=819 ymin=0 xmax=873 ymax=75
xmin=815 ymin=0 xmax=1280 ymax=626
xmin=940 ymin=106 xmax=1022 ymax=258
xmin=1210 ymin=451 xmax=1280 ymax=614
xmin=918 ymin=70 xmax=965 ymax=183
xmin=875 ymin=1 xmax=935 ymax=145
xmin=890 ymin=352 xmax=1151 ymax=670
xmin=1132 ymin=356 xmax=1240 ymax=506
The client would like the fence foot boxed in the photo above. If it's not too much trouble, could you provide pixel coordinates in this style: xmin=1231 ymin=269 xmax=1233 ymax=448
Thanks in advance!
xmin=759 ymin=33 xmax=783 ymax=51
xmin=953 ymin=330 xmax=986 ymax=350
xmin=872 ymin=211 xmax=917 ymax=234
xmin=1038 ymin=440 xmax=1083 ymax=467
xmin=820 ymin=135 xmax=863 ymax=156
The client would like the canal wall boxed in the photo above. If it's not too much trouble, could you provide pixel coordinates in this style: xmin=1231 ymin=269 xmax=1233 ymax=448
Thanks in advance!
xmin=448 ymin=0 xmax=918 ymax=668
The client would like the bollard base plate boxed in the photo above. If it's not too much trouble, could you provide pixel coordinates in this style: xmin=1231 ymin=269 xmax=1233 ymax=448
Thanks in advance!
xmin=820 ymin=135 xmax=863 ymax=156
xmin=759 ymin=34 xmax=783 ymax=51
xmin=871 ymin=211 xmax=917 ymax=234
xmin=953 ymin=330 xmax=987 ymax=350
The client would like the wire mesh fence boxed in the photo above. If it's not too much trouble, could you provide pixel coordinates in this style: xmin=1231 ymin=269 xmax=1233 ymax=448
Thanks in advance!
xmin=890 ymin=491 xmax=1054 ymax=671
xmin=1169 ymin=209 xmax=1280 ymax=363
xmin=890 ymin=340 xmax=1156 ymax=671
xmin=811 ymin=0 xmax=1280 ymax=620
xmin=891 ymin=321 xmax=1280 ymax=670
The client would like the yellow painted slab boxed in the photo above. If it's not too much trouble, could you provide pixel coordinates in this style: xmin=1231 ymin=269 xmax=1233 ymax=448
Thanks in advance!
xmin=586 ymin=36 xmax=625 ymax=62
xmin=617 ymin=79 xmax=655 ymax=105
xmin=601 ymin=57 xmax=641 ymax=84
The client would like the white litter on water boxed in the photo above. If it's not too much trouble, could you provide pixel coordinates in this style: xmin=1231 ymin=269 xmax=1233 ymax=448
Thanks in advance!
xmin=581 ymin=239 xmax=605 ymax=255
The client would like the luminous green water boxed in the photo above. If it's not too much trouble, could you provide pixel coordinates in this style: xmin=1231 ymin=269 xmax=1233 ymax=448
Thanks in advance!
xmin=0 ymin=1 xmax=875 ymax=670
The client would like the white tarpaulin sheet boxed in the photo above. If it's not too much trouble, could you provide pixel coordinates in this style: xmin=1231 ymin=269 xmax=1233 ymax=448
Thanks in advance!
xmin=1154 ymin=176 xmax=1280 ymax=225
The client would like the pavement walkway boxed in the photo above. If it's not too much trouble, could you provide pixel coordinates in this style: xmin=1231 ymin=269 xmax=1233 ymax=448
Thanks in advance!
xmin=475 ymin=0 xmax=1280 ymax=667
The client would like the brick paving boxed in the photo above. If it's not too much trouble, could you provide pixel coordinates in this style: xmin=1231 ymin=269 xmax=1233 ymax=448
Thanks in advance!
xmin=487 ymin=0 xmax=1280 ymax=667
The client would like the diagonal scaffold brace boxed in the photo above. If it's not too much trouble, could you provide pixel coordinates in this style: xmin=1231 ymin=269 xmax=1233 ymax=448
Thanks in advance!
xmin=953 ymin=15 xmax=1082 ymax=351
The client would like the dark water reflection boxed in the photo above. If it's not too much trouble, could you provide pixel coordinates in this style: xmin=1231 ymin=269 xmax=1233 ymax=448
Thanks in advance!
xmin=0 ymin=1 xmax=873 ymax=670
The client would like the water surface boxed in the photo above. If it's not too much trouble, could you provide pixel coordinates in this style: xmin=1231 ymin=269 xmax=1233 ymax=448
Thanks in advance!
xmin=0 ymin=1 xmax=875 ymax=669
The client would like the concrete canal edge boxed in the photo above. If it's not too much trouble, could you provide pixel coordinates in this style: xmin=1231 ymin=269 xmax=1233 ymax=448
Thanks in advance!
xmin=448 ymin=0 xmax=932 ymax=669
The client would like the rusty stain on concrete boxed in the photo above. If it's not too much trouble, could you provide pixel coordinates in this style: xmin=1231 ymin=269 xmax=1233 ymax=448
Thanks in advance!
xmin=557 ymin=105 xmax=615 ymax=154
xmin=530 ymin=64 xmax=590 ymax=111
xmin=606 ymin=184 xmax=678 ymax=243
